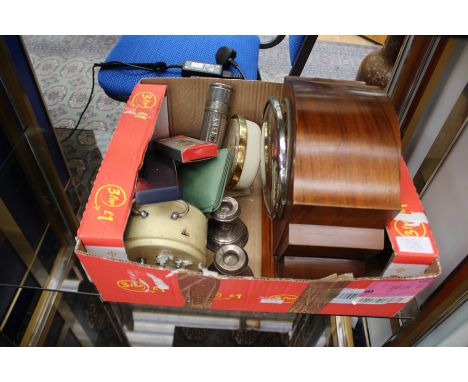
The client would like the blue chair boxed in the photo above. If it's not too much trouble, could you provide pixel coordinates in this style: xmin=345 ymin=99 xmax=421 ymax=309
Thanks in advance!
xmin=98 ymin=35 xmax=318 ymax=101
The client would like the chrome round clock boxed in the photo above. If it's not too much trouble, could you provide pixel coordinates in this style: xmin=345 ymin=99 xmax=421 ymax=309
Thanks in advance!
xmin=278 ymin=97 xmax=294 ymax=218
xmin=260 ymin=97 xmax=288 ymax=219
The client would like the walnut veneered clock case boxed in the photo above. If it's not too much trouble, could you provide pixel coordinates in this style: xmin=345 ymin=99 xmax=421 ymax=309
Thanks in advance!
xmin=261 ymin=78 xmax=402 ymax=261
xmin=262 ymin=78 xmax=402 ymax=227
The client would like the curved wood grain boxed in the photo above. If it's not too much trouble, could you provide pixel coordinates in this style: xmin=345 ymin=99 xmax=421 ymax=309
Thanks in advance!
xmin=282 ymin=77 xmax=401 ymax=229
xmin=278 ymin=256 xmax=379 ymax=279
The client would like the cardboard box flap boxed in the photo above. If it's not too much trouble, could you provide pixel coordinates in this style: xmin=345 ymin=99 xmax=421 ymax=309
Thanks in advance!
xmin=77 ymin=84 xmax=168 ymax=248
xmin=141 ymin=77 xmax=283 ymax=137
xmin=386 ymin=159 xmax=440 ymax=265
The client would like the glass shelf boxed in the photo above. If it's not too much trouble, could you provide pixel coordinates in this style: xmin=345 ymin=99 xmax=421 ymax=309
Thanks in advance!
xmin=0 ymin=130 xmax=418 ymax=347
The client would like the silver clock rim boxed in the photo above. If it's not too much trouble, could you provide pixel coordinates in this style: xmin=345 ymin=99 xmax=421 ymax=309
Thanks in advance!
xmin=261 ymin=97 xmax=287 ymax=219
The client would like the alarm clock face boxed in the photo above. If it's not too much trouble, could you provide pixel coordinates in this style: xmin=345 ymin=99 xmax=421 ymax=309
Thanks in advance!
xmin=261 ymin=97 xmax=287 ymax=219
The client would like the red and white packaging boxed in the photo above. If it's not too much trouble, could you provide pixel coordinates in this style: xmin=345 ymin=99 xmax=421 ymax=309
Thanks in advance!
xmin=77 ymin=84 xmax=168 ymax=260
xmin=155 ymin=135 xmax=218 ymax=163
xmin=75 ymin=78 xmax=441 ymax=318
xmin=382 ymin=160 xmax=439 ymax=278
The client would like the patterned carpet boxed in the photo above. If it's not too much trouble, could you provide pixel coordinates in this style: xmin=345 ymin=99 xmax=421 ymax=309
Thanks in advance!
xmin=24 ymin=35 xmax=377 ymax=155
xmin=23 ymin=35 xmax=377 ymax=203
xmin=54 ymin=128 xmax=102 ymax=205
xmin=259 ymin=37 xmax=378 ymax=82
xmin=23 ymin=35 xmax=124 ymax=157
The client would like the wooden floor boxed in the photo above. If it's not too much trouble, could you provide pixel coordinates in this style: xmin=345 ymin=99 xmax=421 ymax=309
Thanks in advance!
xmin=318 ymin=35 xmax=382 ymax=46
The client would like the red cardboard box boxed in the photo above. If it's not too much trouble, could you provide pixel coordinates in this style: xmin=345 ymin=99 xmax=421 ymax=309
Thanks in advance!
xmin=75 ymin=78 xmax=441 ymax=318
xmin=78 ymin=84 xmax=169 ymax=259
xmin=382 ymin=161 xmax=439 ymax=277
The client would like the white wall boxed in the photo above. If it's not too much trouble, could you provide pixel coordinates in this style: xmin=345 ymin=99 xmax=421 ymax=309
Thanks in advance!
xmin=416 ymin=126 xmax=468 ymax=304
xmin=416 ymin=301 xmax=468 ymax=346
xmin=367 ymin=39 xmax=467 ymax=346
xmin=401 ymin=37 xmax=468 ymax=304
xmin=405 ymin=39 xmax=468 ymax=176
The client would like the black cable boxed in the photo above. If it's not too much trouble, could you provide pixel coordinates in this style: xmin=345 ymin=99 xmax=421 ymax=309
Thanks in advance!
xmin=97 ymin=61 xmax=182 ymax=71
xmin=59 ymin=55 xmax=235 ymax=143
xmin=60 ymin=64 xmax=98 ymax=143
xmin=60 ymin=61 xmax=183 ymax=143
xmin=230 ymin=60 xmax=246 ymax=80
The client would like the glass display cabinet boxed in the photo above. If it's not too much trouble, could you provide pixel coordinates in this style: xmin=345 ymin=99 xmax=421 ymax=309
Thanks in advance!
xmin=5 ymin=35 xmax=463 ymax=347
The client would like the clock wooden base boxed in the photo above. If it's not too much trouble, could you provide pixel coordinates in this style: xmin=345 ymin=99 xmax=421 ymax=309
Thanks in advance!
xmin=276 ymin=223 xmax=385 ymax=261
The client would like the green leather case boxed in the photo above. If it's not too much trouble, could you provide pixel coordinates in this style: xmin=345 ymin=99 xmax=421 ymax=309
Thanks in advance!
xmin=179 ymin=148 xmax=232 ymax=213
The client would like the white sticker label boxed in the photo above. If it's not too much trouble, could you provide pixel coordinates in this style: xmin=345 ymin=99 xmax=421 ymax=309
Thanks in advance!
xmin=383 ymin=263 xmax=430 ymax=277
xmin=396 ymin=236 xmax=433 ymax=254
xmin=394 ymin=212 xmax=428 ymax=226
xmin=85 ymin=245 xmax=128 ymax=261
xmin=190 ymin=61 xmax=204 ymax=69
xmin=146 ymin=273 xmax=170 ymax=291
xmin=331 ymin=288 xmax=415 ymax=305
xmin=354 ymin=296 xmax=413 ymax=305
xmin=332 ymin=289 xmax=366 ymax=305
xmin=260 ymin=298 xmax=284 ymax=304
